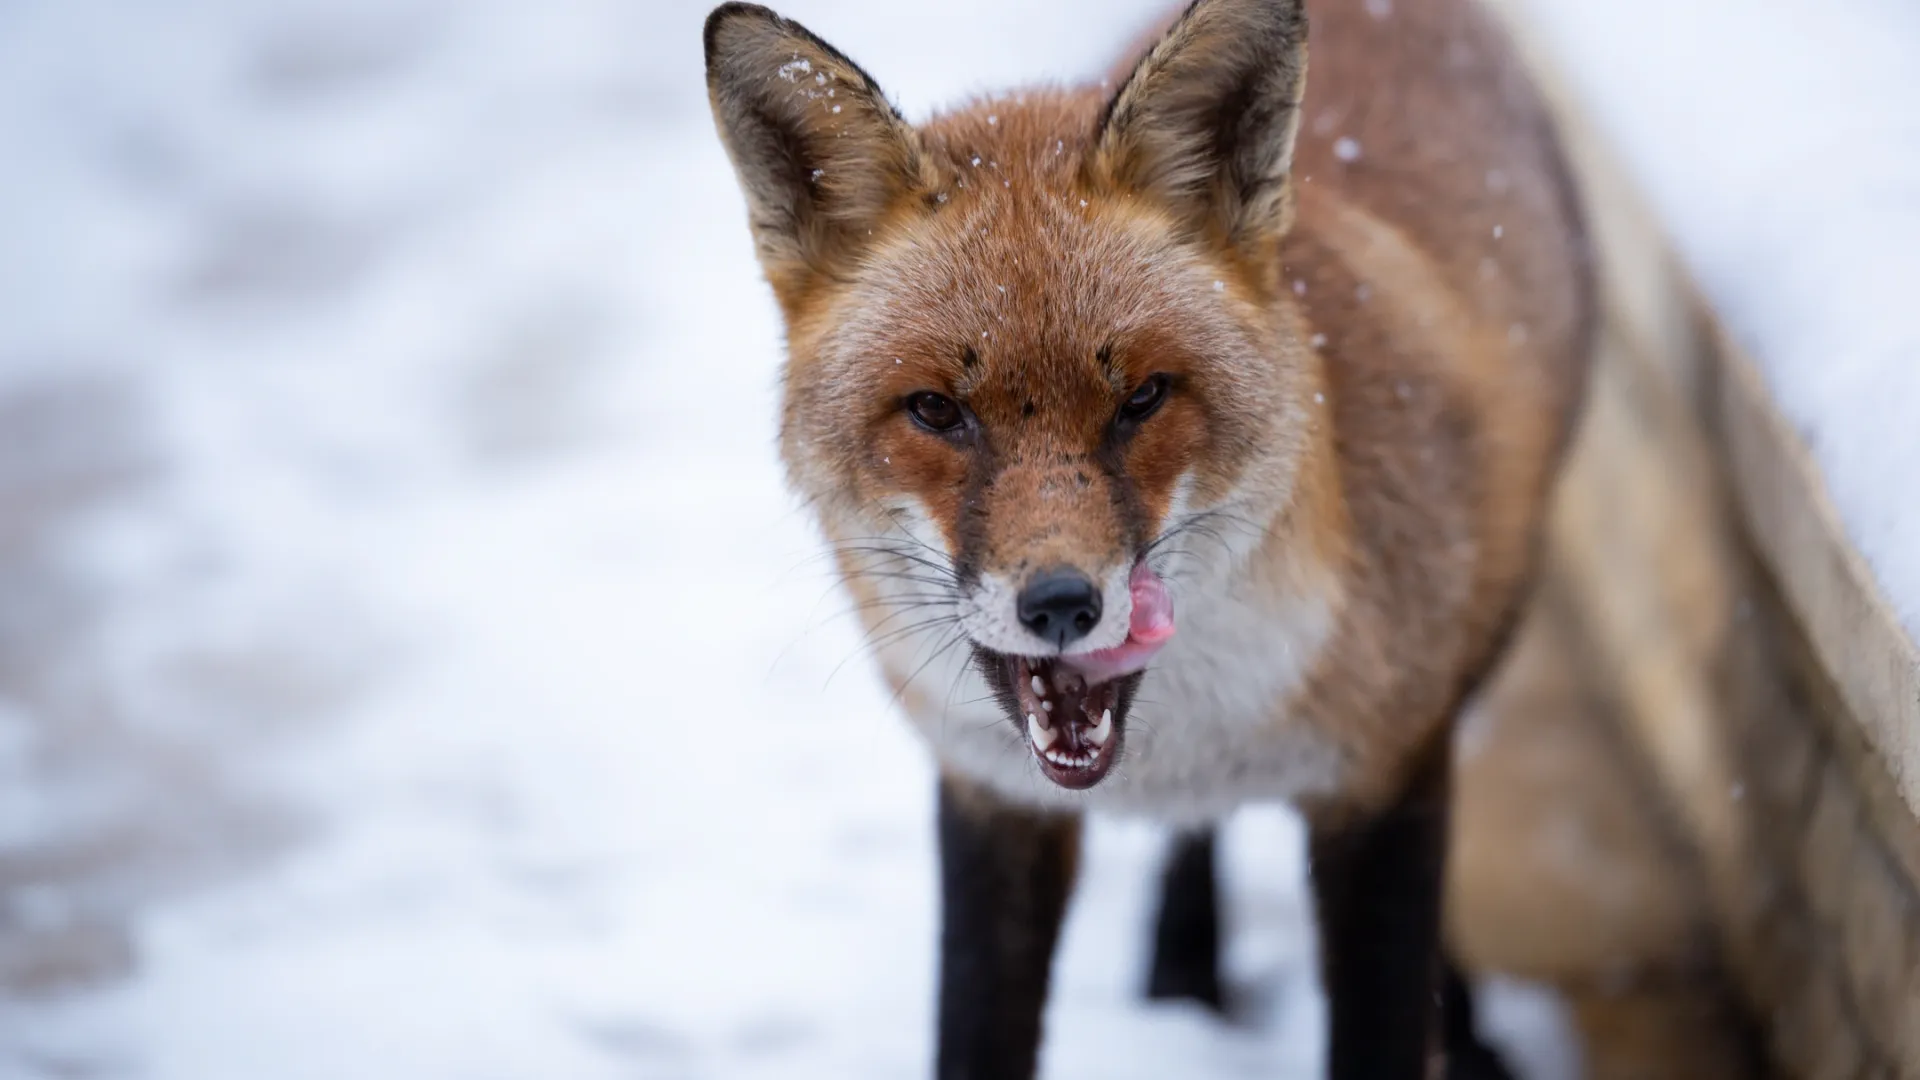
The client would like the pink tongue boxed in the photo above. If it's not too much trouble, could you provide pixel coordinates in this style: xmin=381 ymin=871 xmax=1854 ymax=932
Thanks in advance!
xmin=1126 ymin=561 xmax=1175 ymax=646
xmin=1059 ymin=563 xmax=1174 ymax=684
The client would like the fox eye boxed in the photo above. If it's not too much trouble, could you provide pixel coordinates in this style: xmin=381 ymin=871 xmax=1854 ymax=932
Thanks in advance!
xmin=1118 ymin=374 xmax=1171 ymax=424
xmin=906 ymin=391 xmax=965 ymax=433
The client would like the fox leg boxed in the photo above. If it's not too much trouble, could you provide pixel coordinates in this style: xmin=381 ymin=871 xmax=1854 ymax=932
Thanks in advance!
xmin=1440 ymin=959 xmax=1517 ymax=1080
xmin=1144 ymin=828 xmax=1226 ymax=1011
xmin=1308 ymin=749 xmax=1452 ymax=1080
xmin=936 ymin=776 xmax=1080 ymax=1080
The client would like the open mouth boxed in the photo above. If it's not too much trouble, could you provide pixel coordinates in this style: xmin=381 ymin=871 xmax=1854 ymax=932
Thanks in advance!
xmin=1005 ymin=656 xmax=1137 ymax=789
xmin=979 ymin=562 xmax=1175 ymax=791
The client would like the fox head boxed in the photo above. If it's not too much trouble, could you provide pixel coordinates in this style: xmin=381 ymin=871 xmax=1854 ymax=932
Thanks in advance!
xmin=706 ymin=0 xmax=1328 ymax=790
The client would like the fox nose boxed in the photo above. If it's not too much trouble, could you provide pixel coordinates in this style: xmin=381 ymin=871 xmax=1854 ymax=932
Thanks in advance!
xmin=1017 ymin=569 xmax=1103 ymax=650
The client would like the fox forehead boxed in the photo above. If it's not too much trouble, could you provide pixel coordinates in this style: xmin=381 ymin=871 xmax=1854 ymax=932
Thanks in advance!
xmin=796 ymin=112 xmax=1276 ymax=412
xmin=833 ymin=215 xmax=1203 ymax=402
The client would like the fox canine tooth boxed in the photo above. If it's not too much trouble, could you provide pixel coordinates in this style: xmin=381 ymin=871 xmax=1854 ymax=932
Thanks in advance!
xmin=1030 ymin=674 xmax=1046 ymax=697
xmin=1090 ymin=708 xmax=1113 ymax=745
xmin=1027 ymin=712 xmax=1057 ymax=751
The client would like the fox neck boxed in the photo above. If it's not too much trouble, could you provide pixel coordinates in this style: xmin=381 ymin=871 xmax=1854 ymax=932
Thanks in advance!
xmin=1242 ymin=356 xmax=1347 ymax=588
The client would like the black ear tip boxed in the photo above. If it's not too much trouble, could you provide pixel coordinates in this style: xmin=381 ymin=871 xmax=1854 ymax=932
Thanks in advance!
xmin=703 ymin=3 xmax=783 ymax=68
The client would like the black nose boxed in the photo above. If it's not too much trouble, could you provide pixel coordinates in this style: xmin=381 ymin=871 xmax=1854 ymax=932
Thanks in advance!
xmin=1017 ymin=569 xmax=1103 ymax=649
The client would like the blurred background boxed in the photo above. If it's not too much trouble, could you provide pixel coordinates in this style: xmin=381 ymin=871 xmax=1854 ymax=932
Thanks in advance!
xmin=1 ymin=0 xmax=1915 ymax=1078
xmin=0 ymin=1 xmax=1333 ymax=1076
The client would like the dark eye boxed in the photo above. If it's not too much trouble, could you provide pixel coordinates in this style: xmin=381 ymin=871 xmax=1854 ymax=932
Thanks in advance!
xmin=906 ymin=391 xmax=965 ymax=433
xmin=1118 ymin=374 xmax=1171 ymax=423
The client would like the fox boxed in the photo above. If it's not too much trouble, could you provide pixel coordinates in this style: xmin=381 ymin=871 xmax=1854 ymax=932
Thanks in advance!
xmin=704 ymin=0 xmax=1592 ymax=1075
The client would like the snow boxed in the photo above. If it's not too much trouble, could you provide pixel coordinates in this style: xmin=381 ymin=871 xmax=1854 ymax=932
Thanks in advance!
xmin=0 ymin=2 xmax=1580 ymax=1077
xmin=1515 ymin=0 xmax=1920 ymax=643
xmin=0 ymin=0 xmax=1298 ymax=1076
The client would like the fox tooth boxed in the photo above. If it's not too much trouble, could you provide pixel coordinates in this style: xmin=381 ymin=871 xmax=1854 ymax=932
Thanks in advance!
xmin=1090 ymin=708 xmax=1113 ymax=746
xmin=1031 ymin=674 xmax=1046 ymax=697
xmin=1028 ymin=713 xmax=1057 ymax=751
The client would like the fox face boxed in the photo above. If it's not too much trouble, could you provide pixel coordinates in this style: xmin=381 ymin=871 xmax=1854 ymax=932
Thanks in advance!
xmin=707 ymin=0 xmax=1324 ymax=792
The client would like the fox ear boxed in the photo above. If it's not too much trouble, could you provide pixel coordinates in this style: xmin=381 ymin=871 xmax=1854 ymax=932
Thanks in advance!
xmin=1094 ymin=0 xmax=1308 ymax=251
xmin=704 ymin=3 xmax=926 ymax=300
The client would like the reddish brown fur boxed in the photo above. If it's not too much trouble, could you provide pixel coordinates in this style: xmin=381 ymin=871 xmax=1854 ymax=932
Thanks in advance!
xmin=707 ymin=0 xmax=1591 ymax=820
xmin=1277 ymin=0 xmax=1592 ymax=814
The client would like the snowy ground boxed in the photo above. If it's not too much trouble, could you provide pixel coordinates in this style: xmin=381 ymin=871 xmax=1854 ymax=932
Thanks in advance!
xmin=25 ymin=0 xmax=1907 ymax=1075
xmin=0 ymin=1 xmax=1351 ymax=1077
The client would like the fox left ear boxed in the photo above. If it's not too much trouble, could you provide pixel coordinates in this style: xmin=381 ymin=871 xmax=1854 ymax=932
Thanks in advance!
xmin=1094 ymin=0 xmax=1308 ymax=255
xmin=704 ymin=3 xmax=927 ymax=304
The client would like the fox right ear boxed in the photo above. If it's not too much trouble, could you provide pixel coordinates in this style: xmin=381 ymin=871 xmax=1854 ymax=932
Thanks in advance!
xmin=704 ymin=3 xmax=927 ymax=304
xmin=1093 ymin=0 xmax=1308 ymax=260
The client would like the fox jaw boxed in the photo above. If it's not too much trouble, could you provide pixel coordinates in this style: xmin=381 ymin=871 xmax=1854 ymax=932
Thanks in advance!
xmin=707 ymin=0 xmax=1326 ymax=797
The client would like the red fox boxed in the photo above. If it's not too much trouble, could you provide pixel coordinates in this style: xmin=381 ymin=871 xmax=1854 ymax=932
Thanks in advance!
xmin=705 ymin=0 xmax=1592 ymax=1074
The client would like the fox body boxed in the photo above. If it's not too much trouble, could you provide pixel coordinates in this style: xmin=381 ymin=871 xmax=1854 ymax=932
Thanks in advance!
xmin=706 ymin=0 xmax=1591 ymax=1075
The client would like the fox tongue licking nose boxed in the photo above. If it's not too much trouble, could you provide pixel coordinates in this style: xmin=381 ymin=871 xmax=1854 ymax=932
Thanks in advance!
xmin=1127 ymin=562 xmax=1176 ymax=644
xmin=1058 ymin=562 xmax=1174 ymax=685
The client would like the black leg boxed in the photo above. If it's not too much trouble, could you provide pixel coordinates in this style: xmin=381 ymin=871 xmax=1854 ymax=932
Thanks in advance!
xmin=1309 ymin=756 xmax=1451 ymax=1080
xmin=1441 ymin=960 xmax=1517 ymax=1080
xmin=1145 ymin=828 xmax=1226 ymax=1011
xmin=936 ymin=777 xmax=1080 ymax=1080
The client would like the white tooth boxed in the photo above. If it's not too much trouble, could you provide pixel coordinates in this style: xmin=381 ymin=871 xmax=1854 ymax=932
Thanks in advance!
xmin=1027 ymin=713 xmax=1057 ymax=751
xmin=1090 ymin=708 xmax=1113 ymax=745
xmin=1031 ymin=675 xmax=1046 ymax=697
xmin=1041 ymin=700 xmax=1053 ymax=712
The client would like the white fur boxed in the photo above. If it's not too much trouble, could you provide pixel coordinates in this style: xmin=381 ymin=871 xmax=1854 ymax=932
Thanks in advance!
xmin=955 ymin=571 xmax=1030 ymax=655
xmin=1081 ymin=560 xmax=1136 ymax=658
xmin=889 ymin=497 xmax=952 ymax=563
xmin=863 ymin=481 xmax=1346 ymax=826
xmin=1162 ymin=471 xmax=1200 ymax=531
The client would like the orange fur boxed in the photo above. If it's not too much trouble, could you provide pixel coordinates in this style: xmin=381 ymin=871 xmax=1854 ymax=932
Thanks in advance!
xmin=706 ymin=0 xmax=1590 ymax=820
